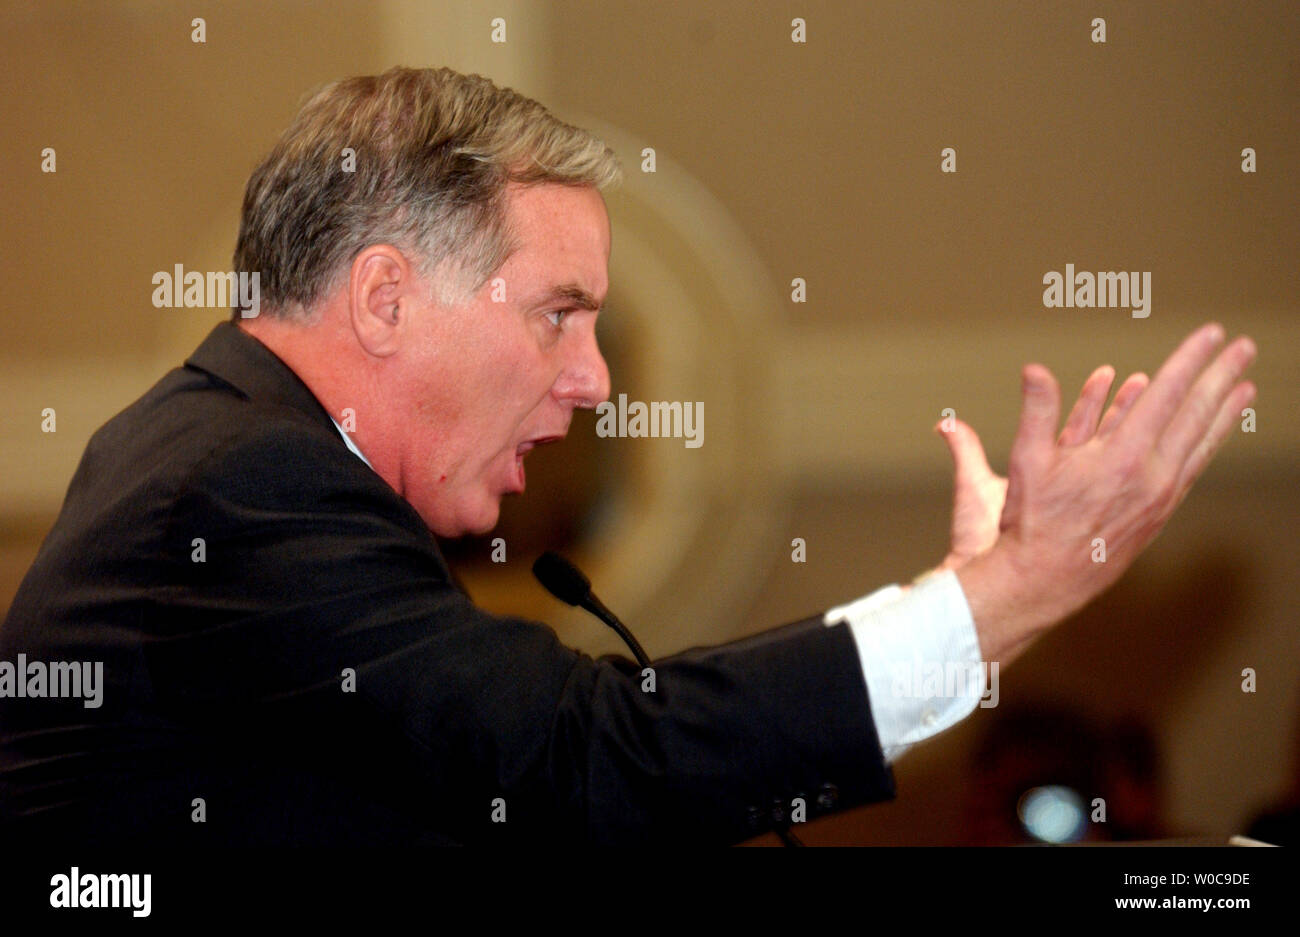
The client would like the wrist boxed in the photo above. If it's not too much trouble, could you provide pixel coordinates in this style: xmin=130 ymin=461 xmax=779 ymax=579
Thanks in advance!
xmin=953 ymin=545 xmax=1042 ymax=663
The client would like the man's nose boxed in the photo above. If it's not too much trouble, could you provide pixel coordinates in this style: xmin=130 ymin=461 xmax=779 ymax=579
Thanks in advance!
xmin=554 ymin=331 xmax=611 ymax=409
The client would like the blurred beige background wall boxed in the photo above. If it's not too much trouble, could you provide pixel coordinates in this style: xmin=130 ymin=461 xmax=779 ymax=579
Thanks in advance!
xmin=1 ymin=0 xmax=1296 ymax=844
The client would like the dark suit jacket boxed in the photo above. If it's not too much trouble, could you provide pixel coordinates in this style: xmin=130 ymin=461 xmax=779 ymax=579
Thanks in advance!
xmin=0 ymin=321 xmax=895 ymax=845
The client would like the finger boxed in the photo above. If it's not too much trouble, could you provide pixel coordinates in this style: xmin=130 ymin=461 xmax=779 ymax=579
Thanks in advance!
xmin=1058 ymin=365 xmax=1115 ymax=446
xmin=937 ymin=419 xmax=995 ymax=481
xmin=1008 ymin=363 xmax=1061 ymax=474
xmin=1114 ymin=322 xmax=1225 ymax=450
xmin=1173 ymin=380 xmax=1256 ymax=499
xmin=1158 ymin=335 xmax=1257 ymax=472
xmin=1097 ymin=372 xmax=1149 ymax=437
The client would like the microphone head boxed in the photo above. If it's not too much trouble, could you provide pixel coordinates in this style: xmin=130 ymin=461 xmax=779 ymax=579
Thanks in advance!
xmin=532 ymin=551 xmax=592 ymax=606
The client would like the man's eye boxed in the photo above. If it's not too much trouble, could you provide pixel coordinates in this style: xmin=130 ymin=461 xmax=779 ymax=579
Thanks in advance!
xmin=544 ymin=309 xmax=571 ymax=328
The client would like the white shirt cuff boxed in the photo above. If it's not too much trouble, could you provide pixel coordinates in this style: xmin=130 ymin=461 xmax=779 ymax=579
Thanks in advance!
xmin=824 ymin=569 xmax=988 ymax=763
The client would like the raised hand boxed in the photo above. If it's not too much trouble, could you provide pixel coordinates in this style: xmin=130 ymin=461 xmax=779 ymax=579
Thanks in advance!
xmin=956 ymin=323 xmax=1257 ymax=663
xmin=935 ymin=366 xmax=1144 ymax=573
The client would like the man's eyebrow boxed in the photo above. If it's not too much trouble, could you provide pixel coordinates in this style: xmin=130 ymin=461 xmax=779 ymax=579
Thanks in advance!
xmin=532 ymin=284 xmax=603 ymax=311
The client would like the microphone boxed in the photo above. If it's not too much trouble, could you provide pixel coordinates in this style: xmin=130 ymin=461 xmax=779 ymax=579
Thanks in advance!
xmin=531 ymin=550 xmax=805 ymax=847
xmin=532 ymin=551 xmax=651 ymax=670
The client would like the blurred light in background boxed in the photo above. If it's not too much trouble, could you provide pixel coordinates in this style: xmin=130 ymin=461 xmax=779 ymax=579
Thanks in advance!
xmin=1018 ymin=785 xmax=1087 ymax=844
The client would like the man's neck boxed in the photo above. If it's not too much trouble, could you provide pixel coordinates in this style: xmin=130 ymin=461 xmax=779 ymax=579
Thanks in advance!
xmin=237 ymin=312 xmax=401 ymax=494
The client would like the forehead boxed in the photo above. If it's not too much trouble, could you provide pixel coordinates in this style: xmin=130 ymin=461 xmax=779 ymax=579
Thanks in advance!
xmin=503 ymin=182 xmax=610 ymax=300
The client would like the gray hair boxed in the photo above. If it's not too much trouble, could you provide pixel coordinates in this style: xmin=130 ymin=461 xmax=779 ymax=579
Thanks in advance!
xmin=232 ymin=66 xmax=622 ymax=317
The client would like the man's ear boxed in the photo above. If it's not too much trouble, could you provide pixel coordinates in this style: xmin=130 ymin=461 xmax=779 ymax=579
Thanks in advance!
xmin=349 ymin=245 xmax=413 ymax=357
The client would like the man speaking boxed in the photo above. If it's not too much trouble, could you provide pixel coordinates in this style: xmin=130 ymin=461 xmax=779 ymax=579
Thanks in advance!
xmin=0 ymin=67 xmax=1256 ymax=845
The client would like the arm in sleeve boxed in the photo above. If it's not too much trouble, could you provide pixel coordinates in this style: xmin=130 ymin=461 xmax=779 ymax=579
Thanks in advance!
xmin=151 ymin=423 xmax=897 ymax=845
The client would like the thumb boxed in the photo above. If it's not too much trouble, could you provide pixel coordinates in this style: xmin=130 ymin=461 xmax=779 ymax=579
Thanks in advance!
xmin=936 ymin=419 xmax=994 ymax=481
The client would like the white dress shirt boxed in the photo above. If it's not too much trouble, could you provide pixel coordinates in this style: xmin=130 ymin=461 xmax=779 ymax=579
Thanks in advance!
xmin=332 ymin=418 xmax=373 ymax=468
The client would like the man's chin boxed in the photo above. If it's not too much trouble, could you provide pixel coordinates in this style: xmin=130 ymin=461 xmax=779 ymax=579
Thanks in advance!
xmin=465 ymin=510 xmax=502 ymax=537
xmin=424 ymin=501 xmax=502 ymax=540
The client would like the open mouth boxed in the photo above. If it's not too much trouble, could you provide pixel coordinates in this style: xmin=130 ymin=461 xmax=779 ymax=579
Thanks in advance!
xmin=511 ymin=435 xmax=564 ymax=492
xmin=516 ymin=434 xmax=564 ymax=457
